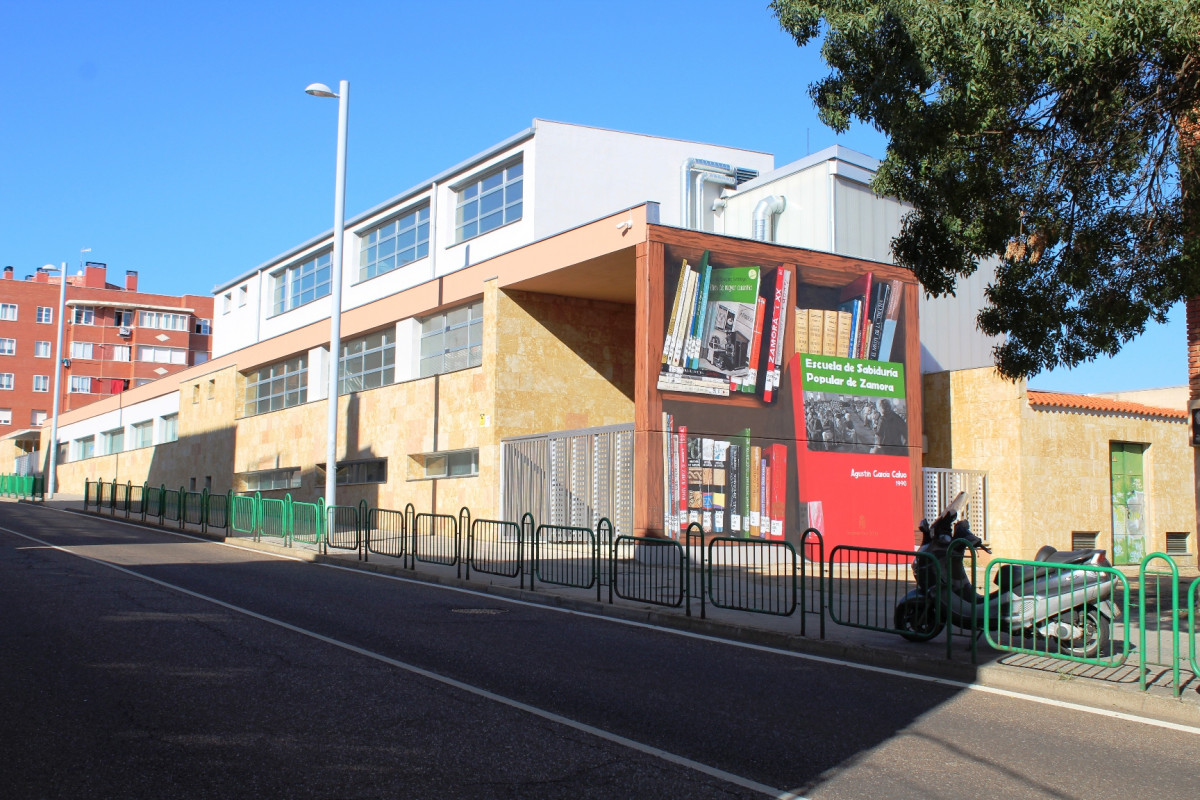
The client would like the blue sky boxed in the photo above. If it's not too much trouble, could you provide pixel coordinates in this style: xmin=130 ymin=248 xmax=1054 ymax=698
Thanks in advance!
xmin=1 ymin=0 xmax=1186 ymax=395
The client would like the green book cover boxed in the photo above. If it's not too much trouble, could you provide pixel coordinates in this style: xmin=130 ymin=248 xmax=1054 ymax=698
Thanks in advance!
xmin=696 ymin=266 xmax=761 ymax=387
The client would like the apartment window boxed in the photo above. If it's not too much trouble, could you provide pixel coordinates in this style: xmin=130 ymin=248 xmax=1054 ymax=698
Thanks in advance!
xmin=113 ymin=310 xmax=134 ymax=326
xmin=195 ymin=318 xmax=211 ymax=335
xmin=207 ymin=378 xmax=215 ymax=399
xmin=193 ymin=352 xmax=209 ymax=366
xmin=243 ymin=355 xmax=307 ymax=416
xmin=238 ymin=286 xmax=248 ymax=307
xmin=57 ymin=441 xmax=68 ymax=464
xmin=0 ymin=338 xmax=14 ymax=356
xmin=272 ymin=251 xmax=331 ymax=315
xmin=455 ymin=159 xmax=523 ymax=242
xmin=359 ymin=205 xmax=430 ymax=281
xmin=420 ymin=300 xmax=483 ymax=377
xmin=75 ymin=436 xmax=95 ymax=460
xmin=139 ymin=311 xmax=189 ymax=331
xmin=240 ymin=468 xmax=301 ymax=492
xmin=138 ymin=345 xmax=187 ymax=364
xmin=73 ymin=306 xmax=95 ymax=325
xmin=0 ymin=409 xmax=10 ymax=426
xmin=416 ymin=449 xmax=479 ymax=479
xmin=34 ymin=340 xmax=51 ymax=358
xmin=161 ymin=413 xmax=178 ymax=443
xmin=33 ymin=375 xmax=49 ymax=392
xmin=222 ymin=293 xmax=232 ymax=314
xmin=102 ymin=428 xmax=125 ymax=455
xmin=0 ymin=373 xmax=12 ymax=390
xmin=132 ymin=420 xmax=153 ymax=448
xmin=70 ymin=341 xmax=95 ymax=359
xmin=192 ymin=384 xmax=201 ymax=404
xmin=69 ymin=376 xmax=93 ymax=393
xmin=0 ymin=303 xmax=16 ymax=321
xmin=318 ymin=458 xmax=388 ymax=486
xmin=339 ymin=331 xmax=395 ymax=395
xmin=111 ymin=345 xmax=131 ymax=362
xmin=36 ymin=306 xmax=52 ymax=324
xmin=31 ymin=410 xmax=47 ymax=427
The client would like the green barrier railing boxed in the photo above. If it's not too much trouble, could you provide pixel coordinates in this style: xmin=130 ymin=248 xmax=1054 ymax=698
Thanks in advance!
xmin=0 ymin=473 xmax=42 ymax=500
xmin=292 ymin=498 xmax=324 ymax=546
xmin=610 ymin=533 xmax=685 ymax=610
xmin=365 ymin=505 xmax=409 ymax=562
xmin=707 ymin=537 xmax=797 ymax=617
xmin=413 ymin=512 xmax=461 ymax=577
xmin=259 ymin=496 xmax=289 ymax=544
xmin=466 ymin=517 xmax=524 ymax=582
xmin=799 ymin=528 xmax=825 ymax=638
xmin=1190 ymin=577 xmax=1200 ymax=679
xmin=205 ymin=491 xmax=231 ymax=533
xmin=532 ymin=523 xmax=597 ymax=598
xmin=324 ymin=503 xmax=361 ymax=557
xmin=230 ymin=493 xmax=257 ymax=536
xmin=983 ymin=557 xmax=1129 ymax=668
xmin=1139 ymin=553 xmax=1181 ymax=696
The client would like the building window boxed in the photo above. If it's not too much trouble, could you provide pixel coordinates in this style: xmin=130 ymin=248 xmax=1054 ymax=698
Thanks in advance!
xmin=36 ymin=306 xmax=52 ymax=324
xmin=70 ymin=341 xmax=95 ymax=359
xmin=240 ymin=468 xmax=301 ymax=492
xmin=0 ymin=408 xmax=10 ymax=426
xmin=33 ymin=375 xmax=49 ymax=392
xmin=359 ymin=205 xmax=430 ymax=281
xmin=420 ymin=300 xmax=483 ymax=377
xmin=238 ymin=286 xmax=248 ymax=307
xmin=0 ymin=303 xmax=17 ymax=321
xmin=137 ymin=345 xmax=187 ymax=364
xmin=0 ymin=338 xmax=14 ymax=356
xmin=69 ymin=376 xmax=93 ymax=393
xmin=207 ymin=378 xmax=215 ymax=400
xmin=75 ymin=436 xmax=95 ymax=460
xmin=132 ymin=420 xmax=153 ymax=448
xmin=222 ymin=293 xmax=232 ymax=314
xmin=113 ymin=310 xmax=134 ymax=327
xmin=31 ymin=410 xmax=47 ymax=427
xmin=339 ymin=331 xmax=395 ymax=395
xmin=272 ymin=251 xmax=331 ymax=315
xmin=243 ymin=355 xmax=307 ymax=416
xmin=318 ymin=458 xmax=388 ymax=486
xmin=192 ymin=384 xmax=201 ymax=404
xmin=193 ymin=352 xmax=209 ymax=366
xmin=161 ymin=413 xmax=178 ymax=443
xmin=195 ymin=318 xmax=211 ymax=335
xmin=34 ymin=340 xmax=51 ymax=358
xmin=0 ymin=373 xmax=13 ymax=390
xmin=73 ymin=306 xmax=95 ymax=325
xmin=102 ymin=428 xmax=125 ymax=455
xmin=455 ymin=159 xmax=523 ymax=242
xmin=138 ymin=311 xmax=189 ymax=330
xmin=414 ymin=449 xmax=479 ymax=479
xmin=111 ymin=345 xmax=131 ymax=362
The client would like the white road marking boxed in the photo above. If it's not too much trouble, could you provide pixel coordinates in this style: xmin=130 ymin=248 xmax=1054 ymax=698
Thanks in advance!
xmin=14 ymin=503 xmax=1200 ymax=740
xmin=0 ymin=522 xmax=795 ymax=798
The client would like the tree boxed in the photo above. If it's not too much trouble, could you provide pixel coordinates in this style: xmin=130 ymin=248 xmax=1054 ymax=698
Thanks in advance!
xmin=770 ymin=0 xmax=1200 ymax=379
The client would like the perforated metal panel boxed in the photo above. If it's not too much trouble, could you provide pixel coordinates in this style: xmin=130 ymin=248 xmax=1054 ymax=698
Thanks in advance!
xmin=922 ymin=467 xmax=987 ymax=539
xmin=502 ymin=424 xmax=634 ymax=536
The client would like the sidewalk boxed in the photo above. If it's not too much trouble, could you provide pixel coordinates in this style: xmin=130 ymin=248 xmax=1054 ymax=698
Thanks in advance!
xmin=22 ymin=496 xmax=1200 ymax=728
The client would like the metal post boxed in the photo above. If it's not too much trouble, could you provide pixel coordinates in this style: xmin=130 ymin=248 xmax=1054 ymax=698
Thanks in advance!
xmin=47 ymin=260 xmax=68 ymax=498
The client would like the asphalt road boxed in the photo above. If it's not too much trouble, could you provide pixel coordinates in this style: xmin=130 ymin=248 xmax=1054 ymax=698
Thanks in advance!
xmin=2 ymin=502 xmax=1198 ymax=799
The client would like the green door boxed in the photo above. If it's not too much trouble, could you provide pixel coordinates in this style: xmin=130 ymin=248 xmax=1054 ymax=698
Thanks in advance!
xmin=1110 ymin=442 xmax=1146 ymax=565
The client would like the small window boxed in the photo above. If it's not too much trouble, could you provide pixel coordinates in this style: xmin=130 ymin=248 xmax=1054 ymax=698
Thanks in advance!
xmin=0 ymin=408 xmax=11 ymax=426
xmin=111 ymin=345 xmax=131 ymax=362
xmin=138 ymin=345 xmax=187 ymax=364
xmin=31 ymin=410 xmax=47 ymax=427
xmin=102 ymin=428 xmax=125 ymax=455
xmin=132 ymin=420 xmax=153 ymax=448
xmin=318 ymin=458 xmax=388 ymax=486
xmin=0 ymin=338 xmax=14 ymax=355
xmin=72 ymin=306 xmax=95 ymax=325
xmin=69 ymin=376 xmax=93 ymax=393
xmin=138 ymin=311 xmax=188 ymax=331
xmin=36 ymin=306 xmax=52 ymax=324
xmin=0 ymin=373 xmax=14 ymax=390
xmin=75 ymin=435 xmax=95 ymax=460
xmin=161 ymin=413 xmax=178 ymax=443
xmin=413 ymin=449 xmax=478 ymax=480
xmin=70 ymin=341 xmax=95 ymax=359
xmin=192 ymin=384 xmax=201 ymax=404
xmin=207 ymin=379 xmax=216 ymax=400
xmin=222 ymin=293 xmax=232 ymax=314
xmin=0 ymin=303 xmax=17 ymax=321
xmin=1071 ymin=531 xmax=1098 ymax=551
xmin=1166 ymin=532 xmax=1190 ymax=556
xmin=455 ymin=159 xmax=523 ymax=243
xmin=238 ymin=286 xmax=248 ymax=307
xmin=113 ymin=310 xmax=134 ymax=326
xmin=240 ymin=468 xmax=301 ymax=492
xmin=33 ymin=375 xmax=49 ymax=392
xmin=195 ymin=319 xmax=211 ymax=335
xmin=34 ymin=340 xmax=51 ymax=358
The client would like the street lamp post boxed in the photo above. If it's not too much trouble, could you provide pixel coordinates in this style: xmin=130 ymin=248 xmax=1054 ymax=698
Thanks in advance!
xmin=45 ymin=255 xmax=75 ymax=498
xmin=306 ymin=81 xmax=349 ymax=514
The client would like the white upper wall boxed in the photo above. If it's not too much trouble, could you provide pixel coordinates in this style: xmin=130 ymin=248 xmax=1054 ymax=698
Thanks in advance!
xmin=211 ymin=120 xmax=772 ymax=358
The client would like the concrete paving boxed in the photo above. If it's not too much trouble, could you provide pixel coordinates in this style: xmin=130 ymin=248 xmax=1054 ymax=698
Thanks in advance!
xmin=23 ymin=495 xmax=1200 ymax=729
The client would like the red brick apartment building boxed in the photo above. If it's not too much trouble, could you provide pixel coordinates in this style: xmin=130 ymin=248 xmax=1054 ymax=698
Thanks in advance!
xmin=0 ymin=262 xmax=212 ymax=452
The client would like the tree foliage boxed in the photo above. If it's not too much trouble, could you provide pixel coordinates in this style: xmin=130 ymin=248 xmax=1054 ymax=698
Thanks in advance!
xmin=771 ymin=0 xmax=1200 ymax=378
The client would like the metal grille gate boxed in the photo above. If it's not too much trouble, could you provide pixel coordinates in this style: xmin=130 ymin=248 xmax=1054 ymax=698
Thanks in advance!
xmin=502 ymin=424 xmax=634 ymax=537
xmin=922 ymin=467 xmax=987 ymax=539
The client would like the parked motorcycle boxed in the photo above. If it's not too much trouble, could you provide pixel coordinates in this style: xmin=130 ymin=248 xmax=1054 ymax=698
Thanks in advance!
xmin=894 ymin=492 xmax=1117 ymax=657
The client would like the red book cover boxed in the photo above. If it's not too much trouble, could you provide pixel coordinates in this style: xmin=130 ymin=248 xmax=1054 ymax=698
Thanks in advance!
xmin=677 ymin=425 xmax=689 ymax=534
xmin=762 ymin=268 xmax=786 ymax=402
xmin=769 ymin=442 xmax=788 ymax=540
xmin=743 ymin=297 xmax=767 ymax=394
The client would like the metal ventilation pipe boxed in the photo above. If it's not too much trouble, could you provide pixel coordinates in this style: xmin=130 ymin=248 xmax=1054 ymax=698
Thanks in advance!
xmin=752 ymin=195 xmax=787 ymax=241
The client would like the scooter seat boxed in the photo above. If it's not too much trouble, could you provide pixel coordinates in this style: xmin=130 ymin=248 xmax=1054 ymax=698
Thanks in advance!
xmin=1036 ymin=547 xmax=1103 ymax=565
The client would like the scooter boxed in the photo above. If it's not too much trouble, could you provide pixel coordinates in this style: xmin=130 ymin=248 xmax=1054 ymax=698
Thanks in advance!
xmin=894 ymin=492 xmax=1117 ymax=657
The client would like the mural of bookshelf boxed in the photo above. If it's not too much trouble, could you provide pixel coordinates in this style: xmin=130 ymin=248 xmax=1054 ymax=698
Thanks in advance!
xmin=637 ymin=233 xmax=921 ymax=553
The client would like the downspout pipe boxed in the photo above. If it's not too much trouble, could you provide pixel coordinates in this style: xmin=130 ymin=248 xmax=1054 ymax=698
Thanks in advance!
xmin=752 ymin=195 xmax=787 ymax=242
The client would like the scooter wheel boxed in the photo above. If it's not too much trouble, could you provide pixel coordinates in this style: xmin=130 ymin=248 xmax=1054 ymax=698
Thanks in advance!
xmin=1055 ymin=608 xmax=1110 ymax=658
xmin=895 ymin=598 xmax=945 ymax=642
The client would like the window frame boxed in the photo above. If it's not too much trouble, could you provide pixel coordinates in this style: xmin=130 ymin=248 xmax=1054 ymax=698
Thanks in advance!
xmin=0 ymin=373 xmax=13 ymax=390
xmin=0 ymin=338 xmax=14 ymax=356
xmin=34 ymin=340 xmax=51 ymax=358
xmin=419 ymin=300 xmax=484 ymax=378
xmin=102 ymin=427 xmax=125 ymax=455
xmin=243 ymin=355 xmax=308 ymax=416
xmin=131 ymin=420 xmax=154 ymax=448
xmin=454 ymin=159 xmax=524 ymax=243
xmin=0 ymin=303 xmax=17 ymax=321
xmin=70 ymin=341 xmax=95 ymax=360
xmin=160 ymin=413 xmax=178 ymax=443
xmin=0 ymin=408 xmax=11 ymax=426
xmin=414 ymin=448 xmax=479 ymax=480
xmin=271 ymin=251 xmax=332 ymax=316
xmin=33 ymin=375 xmax=49 ymax=392
xmin=240 ymin=468 xmax=301 ymax=492
xmin=358 ymin=204 xmax=431 ymax=282
xmin=36 ymin=306 xmax=52 ymax=324
xmin=72 ymin=306 xmax=95 ymax=325
xmin=338 ymin=330 xmax=395 ymax=395
xmin=69 ymin=376 xmax=93 ymax=394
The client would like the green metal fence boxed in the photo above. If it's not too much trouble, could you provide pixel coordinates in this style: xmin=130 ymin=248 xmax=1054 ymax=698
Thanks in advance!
xmin=413 ymin=513 xmax=461 ymax=576
xmin=325 ymin=503 xmax=361 ymax=557
xmin=707 ymin=538 xmax=797 ymax=617
xmin=0 ymin=474 xmax=44 ymax=500
xmin=610 ymin=534 xmax=685 ymax=609
xmin=1139 ymin=553 xmax=1181 ymax=695
xmin=532 ymin=524 xmax=597 ymax=598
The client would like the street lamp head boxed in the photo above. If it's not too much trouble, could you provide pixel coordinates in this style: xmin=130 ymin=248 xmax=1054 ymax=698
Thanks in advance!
xmin=305 ymin=83 xmax=338 ymax=98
